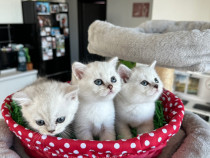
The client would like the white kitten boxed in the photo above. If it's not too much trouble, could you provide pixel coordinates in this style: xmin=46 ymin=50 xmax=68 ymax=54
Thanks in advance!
xmin=115 ymin=61 xmax=163 ymax=139
xmin=12 ymin=78 xmax=79 ymax=138
xmin=71 ymin=57 xmax=121 ymax=140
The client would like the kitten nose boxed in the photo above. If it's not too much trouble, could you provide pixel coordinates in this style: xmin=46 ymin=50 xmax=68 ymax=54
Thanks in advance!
xmin=48 ymin=130 xmax=55 ymax=133
xmin=107 ymin=84 xmax=113 ymax=90
xmin=154 ymin=84 xmax=158 ymax=89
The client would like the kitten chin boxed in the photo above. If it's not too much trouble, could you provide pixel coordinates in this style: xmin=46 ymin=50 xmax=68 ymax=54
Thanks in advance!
xmin=12 ymin=78 xmax=79 ymax=137
xmin=71 ymin=57 xmax=121 ymax=140
xmin=115 ymin=61 xmax=163 ymax=139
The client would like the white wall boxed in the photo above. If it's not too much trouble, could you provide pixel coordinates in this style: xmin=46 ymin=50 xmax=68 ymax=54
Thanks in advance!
xmin=0 ymin=0 xmax=23 ymax=24
xmin=152 ymin=0 xmax=210 ymax=21
xmin=107 ymin=0 xmax=153 ymax=27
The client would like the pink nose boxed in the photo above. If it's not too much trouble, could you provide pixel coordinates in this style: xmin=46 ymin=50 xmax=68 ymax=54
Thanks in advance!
xmin=107 ymin=85 xmax=113 ymax=90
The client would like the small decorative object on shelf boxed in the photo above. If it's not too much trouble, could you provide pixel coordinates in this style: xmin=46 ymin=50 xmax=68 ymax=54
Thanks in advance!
xmin=24 ymin=48 xmax=33 ymax=71
xmin=17 ymin=48 xmax=27 ymax=72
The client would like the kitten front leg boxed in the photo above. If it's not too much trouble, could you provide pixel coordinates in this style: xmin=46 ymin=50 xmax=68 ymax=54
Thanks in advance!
xmin=75 ymin=124 xmax=94 ymax=140
xmin=99 ymin=124 xmax=116 ymax=141
xmin=76 ymin=129 xmax=93 ymax=140
xmin=137 ymin=119 xmax=154 ymax=134
xmin=116 ymin=121 xmax=132 ymax=139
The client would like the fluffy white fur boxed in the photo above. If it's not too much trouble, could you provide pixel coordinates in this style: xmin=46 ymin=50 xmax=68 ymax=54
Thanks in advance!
xmin=12 ymin=78 xmax=79 ymax=138
xmin=115 ymin=61 xmax=163 ymax=139
xmin=71 ymin=57 xmax=121 ymax=140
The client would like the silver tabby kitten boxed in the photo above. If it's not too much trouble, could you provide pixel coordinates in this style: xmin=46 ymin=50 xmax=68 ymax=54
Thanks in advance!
xmin=12 ymin=78 xmax=79 ymax=138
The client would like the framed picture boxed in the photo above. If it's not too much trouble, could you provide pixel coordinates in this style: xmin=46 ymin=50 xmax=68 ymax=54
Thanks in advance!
xmin=37 ymin=16 xmax=52 ymax=27
xmin=59 ymin=3 xmax=68 ymax=12
xmin=40 ymin=27 xmax=51 ymax=36
xmin=51 ymin=27 xmax=60 ymax=36
xmin=36 ymin=2 xmax=50 ymax=15
xmin=52 ymin=37 xmax=56 ymax=49
xmin=56 ymin=35 xmax=65 ymax=57
xmin=50 ymin=4 xmax=59 ymax=13
xmin=187 ymin=77 xmax=199 ymax=95
xmin=57 ymin=13 xmax=68 ymax=28
xmin=132 ymin=3 xmax=150 ymax=17
xmin=64 ymin=28 xmax=69 ymax=36
xmin=41 ymin=37 xmax=53 ymax=61
xmin=174 ymin=74 xmax=188 ymax=93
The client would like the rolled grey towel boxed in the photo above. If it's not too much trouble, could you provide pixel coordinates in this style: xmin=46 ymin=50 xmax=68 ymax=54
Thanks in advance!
xmin=88 ymin=20 xmax=210 ymax=72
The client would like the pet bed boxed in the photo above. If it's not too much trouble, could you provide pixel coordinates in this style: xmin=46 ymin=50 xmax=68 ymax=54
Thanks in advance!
xmin=87 ymin=20 xmax=210 ymax=72
xmin=1 ymin=89 xmax=184 ymax=158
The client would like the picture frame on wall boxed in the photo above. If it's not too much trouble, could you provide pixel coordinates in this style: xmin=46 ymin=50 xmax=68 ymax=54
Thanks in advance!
xmin=187 ymin=77 xmax=199 ymax=95
xmin=132 ymin=3 xmax=150 ymax=17
xmin=174 ymin=73 xmax=188 ymax=93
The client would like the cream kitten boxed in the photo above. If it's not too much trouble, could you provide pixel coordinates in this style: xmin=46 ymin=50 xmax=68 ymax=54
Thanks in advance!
xmin=115 ymin=61 xmax=163 ymax=139
xmin=71 ymin=57 xmax=121 ymax=140
xmin=12 ymin=78 xmax=79 ymax=137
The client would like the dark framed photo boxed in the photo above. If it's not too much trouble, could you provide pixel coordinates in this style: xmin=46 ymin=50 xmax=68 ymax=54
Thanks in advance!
xmin=58 ymin=13 xmax=68 ymax=28
xmin=132 ymin=3 xmax=150 ymax=17
xmin=187 ymin=77 xmax=199 ymax=95
xmin=174 ymin=74 xmax=188 ymax=93
xmin=52 ymin=37 xmax=56 ymax=49
xmin=56 ymin=35 xmax=65 ymax=57
xmin=50 ymin=4 xmax=59 ymax=13
xmin=40 ymin=27 xmax=51 ymax=36
xmin=36 ymin=2 xmax=50 ymax=15
xmin=37 ymin=16 xmax=52 ymax=27
xmin=51 ymin=27 xmax=60 ymax=36
xmin=59 ymin=3 xmax=68 ymax=12
xmin=41 ymin=37 xmax=53 ymax=61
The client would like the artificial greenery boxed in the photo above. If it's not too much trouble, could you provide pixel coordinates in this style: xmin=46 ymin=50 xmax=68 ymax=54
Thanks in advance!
xmin=154 ymin=100 xmax=167 ymax=129
xmin=6 ymin=101 xmax=28 ymax=128
xmin=119 ymin=60 xmax=136 ymax=69
xmin=8 ymin=99 xmax=166 ymax=139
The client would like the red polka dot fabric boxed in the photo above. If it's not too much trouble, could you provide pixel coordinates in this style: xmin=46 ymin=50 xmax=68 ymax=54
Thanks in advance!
xmin=1 ymin=89 xmax=184 ymax=158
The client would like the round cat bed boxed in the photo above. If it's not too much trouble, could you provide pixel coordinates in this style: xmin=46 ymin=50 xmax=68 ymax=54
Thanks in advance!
xmin=1 ymin=89 xmax=184 ymax=158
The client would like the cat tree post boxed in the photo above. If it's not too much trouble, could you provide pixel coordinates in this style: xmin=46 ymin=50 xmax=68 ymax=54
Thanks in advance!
xmin=155 ymin=67 xmax=174 ymax=91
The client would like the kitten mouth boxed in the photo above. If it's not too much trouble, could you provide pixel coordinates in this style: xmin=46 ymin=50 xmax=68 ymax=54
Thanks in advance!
xmin=107 ymin=90 xmax=114 ymax=95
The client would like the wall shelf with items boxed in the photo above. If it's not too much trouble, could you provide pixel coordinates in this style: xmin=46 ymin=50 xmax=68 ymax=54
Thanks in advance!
xmin=21 ymin=0 xmax=71 ymax=82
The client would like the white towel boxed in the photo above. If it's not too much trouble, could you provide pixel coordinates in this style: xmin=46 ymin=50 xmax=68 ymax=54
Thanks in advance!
xmin=88 ymin=20 xmax=210 ymax=72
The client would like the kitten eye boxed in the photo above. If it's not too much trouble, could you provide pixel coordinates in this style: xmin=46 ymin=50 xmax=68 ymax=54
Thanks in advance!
xmin=141 ymin=80 xmax=149 ymax=86
xmin=154 ymin=78 xmax=159 ymax=83
xmin=36 ymin=120 xmax=45 ymax=126
xmin=111 ymin=76 xmax=117 ymax=83
xmin=56 ymin=117 xmax=65 ymax=123
xmin=94 ymin=79 xmax=103 ymax=85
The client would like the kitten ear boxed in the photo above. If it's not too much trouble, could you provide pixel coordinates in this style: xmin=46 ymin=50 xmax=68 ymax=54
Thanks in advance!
xmin=118 ymin=64 xmax=131 ymax=83
xmin=108 ymin=57 xmax=118 ymax=67
xmin=72 ymin=62 xmax=87 ymax=80
xmin=12 ymin=91 xmax=32 ymax=107
xmin=64 ymin=85 xmax=79 ymax=101
xmin=150 ymin=60 xmax=157 ymax=69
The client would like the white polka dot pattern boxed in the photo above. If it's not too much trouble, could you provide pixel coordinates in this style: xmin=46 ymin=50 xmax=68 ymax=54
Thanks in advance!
xmin=97 ymin=143 xmax=103 ymax=149
xmin=114 ymin=143 xmax=120 ymax=149
xmin=80 ymin=143 xmax=86 ymax=149
xmin=64 ymin=143 xmax=70 ymax=148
